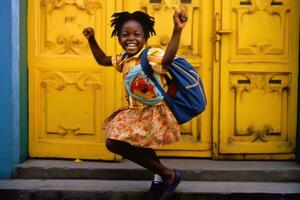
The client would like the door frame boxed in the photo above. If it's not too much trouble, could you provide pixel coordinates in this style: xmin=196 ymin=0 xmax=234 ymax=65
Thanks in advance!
xmin=297 ymin=40 xmax=300 ymax=162
xmin=23 ymin=0 xmax=300 ymax=161
xmin=20 ymin=0 xmax=28 ymax=162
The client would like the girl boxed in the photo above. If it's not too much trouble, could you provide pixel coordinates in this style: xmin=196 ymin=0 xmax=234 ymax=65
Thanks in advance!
xmin=83 ymin=8 xmax=187 ymax=200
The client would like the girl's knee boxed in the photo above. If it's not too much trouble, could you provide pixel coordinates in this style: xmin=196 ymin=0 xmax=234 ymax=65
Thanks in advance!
xmin=105 ymin=139 xmax=128 ymax=154
xmin=105 ymin=139 xmax=115 ymax=152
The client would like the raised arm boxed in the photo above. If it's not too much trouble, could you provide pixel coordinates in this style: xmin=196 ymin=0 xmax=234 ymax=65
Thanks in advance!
xmin=162 ymin=7 xmax=188 ymax=65
xmin=83 ymin=27 xmax=113 ymax=66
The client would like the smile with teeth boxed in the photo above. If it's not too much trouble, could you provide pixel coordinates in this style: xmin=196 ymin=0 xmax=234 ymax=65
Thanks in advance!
xmin=127 ymin=43 xmax=137 ymax=50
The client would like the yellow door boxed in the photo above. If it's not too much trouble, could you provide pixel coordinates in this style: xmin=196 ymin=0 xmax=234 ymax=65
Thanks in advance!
xmin=28 ymin=0 xmax=119 ymax=160
xmin=213 ymin=0 xmax=299 ymax=159
xmin=28 ymin=0 xmax=214 ymax=159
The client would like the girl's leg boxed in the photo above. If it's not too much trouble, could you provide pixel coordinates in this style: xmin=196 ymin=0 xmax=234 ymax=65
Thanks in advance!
xmin=135 ymin=146 xmax=161 ymax=163
xmin=134 ymin=146 xmax=164 ymax=183
xmin=106 ymin=138 xmax=175 ymax=183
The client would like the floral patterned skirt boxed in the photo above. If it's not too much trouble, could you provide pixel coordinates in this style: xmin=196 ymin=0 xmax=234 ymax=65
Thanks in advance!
xmin=102 ymin=102 xmax=181 ymax=147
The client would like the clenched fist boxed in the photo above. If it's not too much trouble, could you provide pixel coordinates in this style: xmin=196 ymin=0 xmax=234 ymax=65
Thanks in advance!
xmin=83 ymin=27 xmax=95 ymax=39
xmin=173 ymin=5 xmax=188 ymax=30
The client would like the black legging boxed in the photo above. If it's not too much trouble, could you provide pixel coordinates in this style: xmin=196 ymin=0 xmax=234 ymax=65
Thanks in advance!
xmin=106 ymin=138 xmax=161 ymax=162
xmin=106 ymin=138 xmax=175 ymax=184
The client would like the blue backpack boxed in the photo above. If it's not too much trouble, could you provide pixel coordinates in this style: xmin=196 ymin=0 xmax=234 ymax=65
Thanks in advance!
xmin=140 ymin=48 xmax=207 ymax=124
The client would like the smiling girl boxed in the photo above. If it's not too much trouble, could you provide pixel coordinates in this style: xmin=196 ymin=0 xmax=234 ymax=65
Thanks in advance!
xmin=83 ymin=9 xmax=187 ymax=200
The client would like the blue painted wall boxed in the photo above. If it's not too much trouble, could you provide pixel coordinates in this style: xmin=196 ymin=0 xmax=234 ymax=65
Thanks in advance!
xmin=0 ymin=0 xmax=13 ymax=178
xmin=0 ymin=0 xmax=20 ymax=179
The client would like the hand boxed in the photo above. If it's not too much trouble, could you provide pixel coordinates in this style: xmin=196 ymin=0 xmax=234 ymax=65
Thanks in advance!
xmin=173 ymin=5 xmax=188 ymax=30
xmin=83 ymin=27 xmax=95 ymax=39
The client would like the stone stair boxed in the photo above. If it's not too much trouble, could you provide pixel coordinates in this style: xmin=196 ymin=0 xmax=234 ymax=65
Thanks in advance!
xmin=0 ymin=159 xmax=300 ymax=199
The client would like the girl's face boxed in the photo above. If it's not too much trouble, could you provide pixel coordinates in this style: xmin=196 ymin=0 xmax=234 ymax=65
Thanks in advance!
xmin=119 ymin=20 xmax=146 ymax=57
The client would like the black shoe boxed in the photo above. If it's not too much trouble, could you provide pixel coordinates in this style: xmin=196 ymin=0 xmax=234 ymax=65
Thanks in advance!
xmin=158 ymin=170 xmax=182 ymax=200
xmin=149 ymin=181 xmax=164 ymax=200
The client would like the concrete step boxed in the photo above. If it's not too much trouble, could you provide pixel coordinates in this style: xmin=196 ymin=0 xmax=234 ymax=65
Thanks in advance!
xmin=13 ymin=159 xmax=300 ymax=182
xmin=1 ymin=179 xmax=300 ymax=200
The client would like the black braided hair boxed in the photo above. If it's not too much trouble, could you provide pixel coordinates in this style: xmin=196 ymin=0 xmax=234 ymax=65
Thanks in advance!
xmin=111 ymin=11 xmax=156 ymax=40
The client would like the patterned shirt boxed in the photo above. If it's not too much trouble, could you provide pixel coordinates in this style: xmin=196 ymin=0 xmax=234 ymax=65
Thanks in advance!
xmin=111 ymin=47 xmax=168 ymax=109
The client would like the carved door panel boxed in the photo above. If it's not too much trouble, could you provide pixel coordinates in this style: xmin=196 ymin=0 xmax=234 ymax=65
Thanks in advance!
xmin=215 ymin=0 xmax=299 ymax=158
xmin=28 ymin=0 xmax=118 ymax=159
xmin=122 ymin=0 xmax=213 ymax=157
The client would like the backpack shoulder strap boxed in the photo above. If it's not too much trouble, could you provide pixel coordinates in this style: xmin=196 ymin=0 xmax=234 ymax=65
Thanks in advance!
xmin=140 ymin=48 xmax=152 ymax=76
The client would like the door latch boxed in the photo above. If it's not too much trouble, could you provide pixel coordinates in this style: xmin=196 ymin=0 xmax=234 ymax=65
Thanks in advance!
xmin=213 ymin=13 xmax=232 ymax=62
